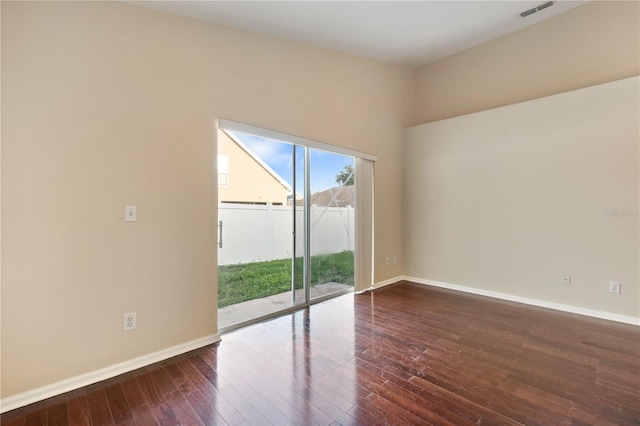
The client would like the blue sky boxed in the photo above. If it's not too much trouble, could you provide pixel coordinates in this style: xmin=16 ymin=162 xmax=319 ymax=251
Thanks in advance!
xmin=231 ymin=131 xmax=354 ymax=193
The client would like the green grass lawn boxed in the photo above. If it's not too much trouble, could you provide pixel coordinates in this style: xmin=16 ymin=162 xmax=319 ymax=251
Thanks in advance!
xmin=218 ymin=250 xmax=354 ymax=308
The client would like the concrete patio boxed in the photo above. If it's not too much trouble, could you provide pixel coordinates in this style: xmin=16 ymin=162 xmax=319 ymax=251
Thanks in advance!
xmin=218 ymin=282 xmax=352 ymax=329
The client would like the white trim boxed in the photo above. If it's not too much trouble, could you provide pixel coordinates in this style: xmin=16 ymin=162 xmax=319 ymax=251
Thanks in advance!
xmin=218 ymin=119 xmax=378 ymax=162
xmin=373 ymin=275 xmax=403 ymax=290
xmin=0 ymin=334 xmax=221 ymax=413
xmin=356 ymin=275 xmax=403 ymax=293
xmin=404 ymin=276 xmax=640 ymax=326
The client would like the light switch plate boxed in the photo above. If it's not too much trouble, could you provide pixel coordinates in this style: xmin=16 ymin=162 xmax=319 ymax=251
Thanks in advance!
xmin=125 ymin=205 xmax=137 ymax=222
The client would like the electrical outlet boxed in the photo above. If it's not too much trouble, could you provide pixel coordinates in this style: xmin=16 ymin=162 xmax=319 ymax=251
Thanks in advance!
xmin=609 ymin=281 xmax=621 ymax=294
xmin=124 ymin=312 xmax=137 ymax=331
xmin=561 ymin=274 xmax=571 ymax=285
xmin=385 ymin=256 xmax=390 ymax=265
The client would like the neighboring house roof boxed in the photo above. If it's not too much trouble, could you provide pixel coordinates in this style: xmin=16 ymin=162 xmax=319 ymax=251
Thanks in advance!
xmin=310 ymin=185 xmax=355 ymax=207
xmin=223 ymin=129 xmax=294 ymax=194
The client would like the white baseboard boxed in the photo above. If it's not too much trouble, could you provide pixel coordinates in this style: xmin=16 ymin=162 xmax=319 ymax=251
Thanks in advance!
xmin=404 ymin=276 xmax=640 ymax=326
xmin=355 ymin=275 xmax=403 ymax=294
xmin=0 ymin=333 xmax=221 ymax=414
xmin=373 ymin=276 xmax=403 ymax=290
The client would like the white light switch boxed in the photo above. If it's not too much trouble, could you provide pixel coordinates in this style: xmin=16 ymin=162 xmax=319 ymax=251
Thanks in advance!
xmin=125 ymin=205 xmax=137 ymax=222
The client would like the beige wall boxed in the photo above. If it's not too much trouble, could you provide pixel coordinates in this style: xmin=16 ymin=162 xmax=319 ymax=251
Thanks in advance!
xmin=1 ymin=1 xmax=412 ymax=398
xmin=404 ymin=76 xmax=639 ymax=319
xmin=217 ymin=131 xmax=289 ymax=205
xmin=412 ymin=1 xmax=640 ymax=125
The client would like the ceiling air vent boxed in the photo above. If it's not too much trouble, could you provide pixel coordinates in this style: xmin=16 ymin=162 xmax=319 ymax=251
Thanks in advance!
xmin=536 ymin=1 xmax=555 ymax=11
xmin=520 ymin=1 xmax=555 ymax=18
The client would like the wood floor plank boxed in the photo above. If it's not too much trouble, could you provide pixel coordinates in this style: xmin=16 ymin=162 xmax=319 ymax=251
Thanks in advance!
xmin=23 ymin=409 xmax=47 ymax=426
xmin=86 ymin=389 xmax=114 ymax=426
xmin=187 ymin=357 xmax=246 ymax=425
xmin=128 ymin=404 xmax=158 ymax=426
xmin=47 ymin=402 xmax=69 ymax=426
xmin=3 ymin=282 xmax=639 ymax=425
xmin=66 ymin=394 xmax=91 ymax=426
xmin=361 ymin=392 xmax=431 ymax=426
xmin=173 ymin=356 xmax=215 ymax=395
xmin=163 ymin=362 xmax=199 ymax=395
xmin=133 ymin=373 xmax=164 ymax=407
xmin=163 ymin=391 xmax=203 ymax=426
xmin=184 ymin=389 xmax=229 ymax=425
xmin=149 ymin=402 xmax=179 ymax=426
xmin=103 ymin=384 xmax=132 ymax=425
xmin=119 ymin=378 xmax=148 ymax=411
xmin=0 ymin=418 xmax=25 ymax=426
xmin=148 ymin=368 xmax=178 ymax=397
xmin=212 ymin=358 xmax=296 ymax=425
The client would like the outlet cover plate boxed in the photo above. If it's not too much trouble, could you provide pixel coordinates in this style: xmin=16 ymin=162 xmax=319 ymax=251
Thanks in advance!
xmin=609 ymin=282 xmax=621 ymax=294
xmin=124 ymin=312 xmax=137 ymax=331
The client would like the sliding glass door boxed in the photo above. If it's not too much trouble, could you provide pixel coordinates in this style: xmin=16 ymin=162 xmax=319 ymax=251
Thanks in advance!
xmin=217 ymin=120 xmax=369 ymax=331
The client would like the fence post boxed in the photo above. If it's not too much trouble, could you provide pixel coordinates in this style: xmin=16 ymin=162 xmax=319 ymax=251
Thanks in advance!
xmin=347 ymin=205 xmax=352 ymax=251
xmin=266 ymin=202 xmax=272 ymax=261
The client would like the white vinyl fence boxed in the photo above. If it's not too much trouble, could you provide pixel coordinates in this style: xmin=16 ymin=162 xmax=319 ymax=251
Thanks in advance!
xmin=218 ymin=203 xmax=354 ymax=265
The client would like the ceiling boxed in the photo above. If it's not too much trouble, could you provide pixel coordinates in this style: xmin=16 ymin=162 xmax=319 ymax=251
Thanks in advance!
xmin=125 ymin=1 xmax=589 ymax=68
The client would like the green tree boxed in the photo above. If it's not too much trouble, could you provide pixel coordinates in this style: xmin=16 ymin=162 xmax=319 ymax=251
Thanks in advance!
xmin=335 ymin=164 xmax=354 ymax=186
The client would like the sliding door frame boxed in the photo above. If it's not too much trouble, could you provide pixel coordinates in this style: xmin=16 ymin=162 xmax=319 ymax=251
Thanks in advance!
xmin=217 ymin=119 xmax=376 ymax=333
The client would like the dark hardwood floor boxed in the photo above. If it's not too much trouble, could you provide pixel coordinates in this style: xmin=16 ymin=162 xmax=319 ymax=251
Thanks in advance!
xmin=2 ymin=281 xmax=639 ymax=425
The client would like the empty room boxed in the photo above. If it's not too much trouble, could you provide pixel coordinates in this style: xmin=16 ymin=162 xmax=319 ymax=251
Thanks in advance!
xmin=1 ymin=1 xmax=638 ymax=425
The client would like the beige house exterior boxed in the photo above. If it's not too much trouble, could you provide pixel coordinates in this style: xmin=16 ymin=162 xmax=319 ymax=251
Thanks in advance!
xmin=218 ymin=130 xmax=292 ymax=205
xmin=310 ymin=185 xmax=355 ymax=208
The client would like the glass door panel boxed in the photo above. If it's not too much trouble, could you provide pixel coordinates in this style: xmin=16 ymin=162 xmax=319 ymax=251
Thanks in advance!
xmin=292 ymin=145 xmax=306 ymax=306
xmin=308 ymin=149 xmax=355 ymax=300
xmin=217 ymin=129 xmax=297 ymax=329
